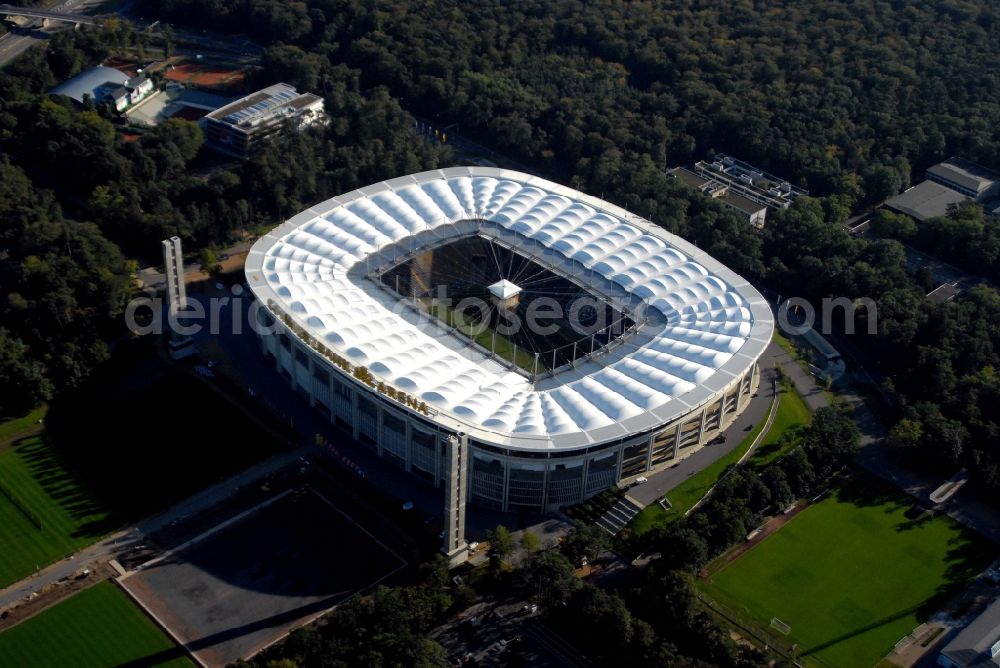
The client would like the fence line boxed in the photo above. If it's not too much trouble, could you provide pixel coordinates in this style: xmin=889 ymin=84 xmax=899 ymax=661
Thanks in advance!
xmin=697 ymin=592 xmax=803 ymax=667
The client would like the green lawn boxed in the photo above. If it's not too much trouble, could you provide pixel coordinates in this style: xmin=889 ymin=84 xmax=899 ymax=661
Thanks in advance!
xmin=745 ymin=382 xmax=812 ymax=468
xmin=0 ymin=405 xmax=47 ymax=444
xmin=774 ymin=331 xmax=801 ymax=359
xmin=422 ymin=298 xmax=538 ymax=370
xmin=0 ymin=435 xmax=117 ymax=588
xmin=700 ymin=476 xmax=996 ymax=668
xmin=0 ymin=581 xmax=192 ymax=667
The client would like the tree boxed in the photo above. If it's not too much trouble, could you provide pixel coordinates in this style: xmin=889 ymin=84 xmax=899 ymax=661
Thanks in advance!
xmin=0 ymin=328 xmax=52 ymax=416
xmin=516 ymin=550 xmax=580 ymax=606
xmin=760 ymin=466 xmax=794 ymax=508
xmin=520 ymin=531 xmax=541 ymax=554
xmin=200 ymin=247 xmax=222 ymax=276
xmin=260 ymin=45 xmax=323 ymax=91
xmin=870 ymin=209 xmax=917 ymax=241
xmin=486 ymin=524 xmax=512 ymax=570
xmin=889 ymin=418 xmax=923 ymax=452
xmin=569 ymin=586 xmax=634 ymax=654
xmin=560 ymin=523 xmax=609 ymax=566
xmin=803 ymin=406 xmax=860 ymax=461
xmin=655 ymin=527 xmax=708 ymax=572
xmin=162 ymin=23 xmax=175 ymax=57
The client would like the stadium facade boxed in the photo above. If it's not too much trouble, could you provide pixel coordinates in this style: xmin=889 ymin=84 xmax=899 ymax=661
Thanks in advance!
xmin=246 ymin=167 xmax=772 ymax=511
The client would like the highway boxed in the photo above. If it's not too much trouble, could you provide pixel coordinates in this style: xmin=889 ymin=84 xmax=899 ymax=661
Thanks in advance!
xmin=0 ymin=0 xmax=116 ymax=66
xmin=0 ymin=3 xmax=102 ymax=24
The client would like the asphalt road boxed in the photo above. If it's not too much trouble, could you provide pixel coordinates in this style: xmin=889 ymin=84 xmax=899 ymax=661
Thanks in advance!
xmin=0 ymin=0 xmax=110 ymax=66
xmin=627 ymin=342 xmax=784 ymax=507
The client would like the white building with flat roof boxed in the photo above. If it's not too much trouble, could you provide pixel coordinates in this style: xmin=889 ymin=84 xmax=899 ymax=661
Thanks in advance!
xmin=205 ymin=83 xmax=325 ymax=157
xmin=885 ymin=157 xmax=1000 ymax=222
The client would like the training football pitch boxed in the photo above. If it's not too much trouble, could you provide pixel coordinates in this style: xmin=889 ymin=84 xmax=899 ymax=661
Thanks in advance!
xmin=0 ymin=435 xmax=116 ymax=588
xmin=700 ymin=476 xmax=995 ymax=668
xmin=0 ymin=581 xmax=192 ymax=667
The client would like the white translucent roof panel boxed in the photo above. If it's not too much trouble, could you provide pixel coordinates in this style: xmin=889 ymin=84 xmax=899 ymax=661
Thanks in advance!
xmin=246 ymin=167 xmax=773 ymax=451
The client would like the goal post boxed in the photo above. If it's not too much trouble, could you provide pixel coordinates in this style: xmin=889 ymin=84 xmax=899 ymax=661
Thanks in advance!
xmin=770 ymin=617 xmax=792 ymax=636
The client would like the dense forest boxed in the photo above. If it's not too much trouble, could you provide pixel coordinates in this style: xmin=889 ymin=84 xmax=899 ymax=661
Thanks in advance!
xmin=143 ymin=0 xmax=1000 ymax=202
xmin=135 ymin=1 xmax=1000 ymax=488
xmin=0 ymin=25 xmax=450 ymax=415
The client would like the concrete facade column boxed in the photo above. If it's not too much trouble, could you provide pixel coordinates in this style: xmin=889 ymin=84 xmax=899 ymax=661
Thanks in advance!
xmin=502 ymin=458 xmax=511 ymax=512
xmin=579 ymin=456 xmax=591 ymax=503
xmin=442 ymin=434 xmax=469 ymax=566
xmin=697 ymin=406 xmax=708 ymax=444
xmin=540 ymin=463 xmax=550 ymax=511
xmin=350 ymin=387 xmax=359 ymax=440
xmin=644 ymin=432 xmax=655 ymax=471
xmin=328 ymin=373 xmax=337 ymax=423
xmin=672 ymin=421 xmax=683 ymax=458
xmin=433 ymin=434 xmax=442 ymax=488
xmin=736 ymin=373 xmax=748 ymax=412
xmin=375 ymin=404 xmax=384 ymax=458
xmin=306 ymin=355 xmax=316 ymax=408
xmin=404 ymin=419 xmax=413 ymax=472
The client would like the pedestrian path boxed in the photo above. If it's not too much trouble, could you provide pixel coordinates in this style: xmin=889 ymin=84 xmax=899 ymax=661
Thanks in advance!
xmin=595 ymin=495 xmax=643 ymax=535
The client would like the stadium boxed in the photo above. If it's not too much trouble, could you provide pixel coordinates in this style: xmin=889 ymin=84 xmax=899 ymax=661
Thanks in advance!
xmin=245 ymin=167 xmax=772 ymax=511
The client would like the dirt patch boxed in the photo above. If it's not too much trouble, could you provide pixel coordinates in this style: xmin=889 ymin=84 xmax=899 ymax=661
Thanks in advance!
xmin=163 ymin=61 xmax=246 ymax=90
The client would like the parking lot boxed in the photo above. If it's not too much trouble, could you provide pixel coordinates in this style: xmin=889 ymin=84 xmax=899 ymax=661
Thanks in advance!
xmin=119 ymin=487 xmax=406 ymax=667
xmin=431 ymin=600 xmax=592 ymax=667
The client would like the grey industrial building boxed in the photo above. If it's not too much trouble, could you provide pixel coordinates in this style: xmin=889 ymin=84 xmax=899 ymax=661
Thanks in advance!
xmin=886 ymin=157 xmax=1000 ymax=222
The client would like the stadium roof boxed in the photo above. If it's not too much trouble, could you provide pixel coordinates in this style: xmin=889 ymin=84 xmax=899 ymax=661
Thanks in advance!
xmin=246 ymin=167 xmax=773 ymax=451
xmin=50 ymin=66 xmax=128 ymax=104
xmin=884 ymin=180 xmax=970 ymax=222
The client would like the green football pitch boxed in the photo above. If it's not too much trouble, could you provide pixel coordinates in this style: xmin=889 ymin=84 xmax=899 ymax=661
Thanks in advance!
xmin=0 ymin=581 xmax=192 ymax=667
xmin=0 ymin=435 xmax=117 ymax=588
xmin=700 ymin=475 xmax=995 ymax=668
